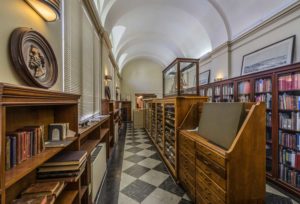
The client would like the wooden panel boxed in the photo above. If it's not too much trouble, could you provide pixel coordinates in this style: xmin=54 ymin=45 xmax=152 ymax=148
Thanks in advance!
xmin=56 ymin=190 xmax=79 ymax=204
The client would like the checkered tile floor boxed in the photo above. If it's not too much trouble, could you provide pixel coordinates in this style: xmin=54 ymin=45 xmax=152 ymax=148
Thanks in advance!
xmin=118 ymin=125 xmax=191 ymax=204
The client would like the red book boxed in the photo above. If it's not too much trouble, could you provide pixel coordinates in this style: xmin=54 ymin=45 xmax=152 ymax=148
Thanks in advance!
xmin=296 ymin=153 xmax=300 ymax=170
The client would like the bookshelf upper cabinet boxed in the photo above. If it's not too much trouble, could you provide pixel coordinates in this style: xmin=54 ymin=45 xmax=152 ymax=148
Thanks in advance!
xmin=163 ymin=58 xmax=199 ymax=97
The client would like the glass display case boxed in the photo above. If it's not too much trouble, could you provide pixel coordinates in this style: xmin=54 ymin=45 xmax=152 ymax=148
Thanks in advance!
xmin=163 ymin=58 xmax=199 ymax=97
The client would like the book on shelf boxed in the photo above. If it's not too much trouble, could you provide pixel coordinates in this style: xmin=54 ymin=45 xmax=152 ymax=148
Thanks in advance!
xmin=279 ymin=130 xmax=300 ymax=151
xmin=214 ymin=86 xmax=221 ymax=96
xmin=279 ymin=94 xmax=300 ymax=110
xmin=255 ymin=78 xmax=272 ymax=93
xmin=278 ymin=72 xmax=300 ymax=91
xmin=223 ymin=84 xmax=234 ymax=95
xmin=5 ymin=125 xmax=45 ymax=171
xmin=238 ymin=81 xmax=251 ymax=94
xmin=279 ymin=112 xmax=300 ymax=131
xmin=37 ymin=161 xmax=86 ymax=180
xmin=267 ymin=112 xmax=272 ymax=127
xmin=255 ymin=93 xmax=272 ymax=109
xmin=12 ymin=196 xmax=48 ymax=204
xmin=42 ymin=150 xmax=87 ymax=166
xmin=21 ymin=181 xmax=64 ymax=198
xmin=279 ymin=163 xmax=300 ymax=188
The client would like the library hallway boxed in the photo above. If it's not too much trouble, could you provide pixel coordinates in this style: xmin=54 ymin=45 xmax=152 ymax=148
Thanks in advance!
xmin=98 ymin=124 xmax=300 ymax=204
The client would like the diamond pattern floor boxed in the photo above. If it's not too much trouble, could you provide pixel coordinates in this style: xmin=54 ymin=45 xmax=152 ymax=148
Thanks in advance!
xmin=119 ymin=125 xmax=191 ymax=204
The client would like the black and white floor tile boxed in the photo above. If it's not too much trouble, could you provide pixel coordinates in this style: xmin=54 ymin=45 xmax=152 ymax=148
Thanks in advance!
xmin=99 ymin=123 xmax=300 ymax=204
xmin=118 ymin=125 xmax=190 ymax=204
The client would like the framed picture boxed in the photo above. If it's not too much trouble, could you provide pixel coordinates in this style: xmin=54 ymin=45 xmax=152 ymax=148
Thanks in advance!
xmin=241 ymin=36 xmax=295 ymax=75
xmin=199 ymin=70 xmax=210 ymax=85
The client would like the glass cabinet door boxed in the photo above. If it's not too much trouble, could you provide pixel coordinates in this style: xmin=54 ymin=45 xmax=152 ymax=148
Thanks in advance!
xmin=164 ymin=64 xmax=177 ymax=96
xmin=254 ymin=77 xmax=273 ymax=174
xmin=179 ymin=62 xmax=197 ymax=94
xmin=222 ymin=83 xmax=234 ymax=102
xmin=238 ymin=80 xmax=251 ymax=102
xmin=278 ymin=72 xmax=300 ymax=189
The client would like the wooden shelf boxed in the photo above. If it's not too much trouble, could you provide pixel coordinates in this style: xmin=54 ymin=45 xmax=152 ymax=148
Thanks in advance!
xmin=100 ymin=128 xmax=109 ymax=140
xmin=80 ymin=185 xmax=88 ymax=199
xmin=5 ymin=137 xmax=77 ymax=189
xmin=56 ymin=190 xmax=78 ymax=204
xmin=81 ymin=139 xmax=101 ymax=154
xmin=79 ymin=122 xmax=100 ymax=139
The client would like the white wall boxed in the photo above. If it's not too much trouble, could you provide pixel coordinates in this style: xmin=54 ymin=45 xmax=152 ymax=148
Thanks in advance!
xmin=0 ymin=0 xmax=62 ymax=90
xmin=121 ymin=58 xmax=163 ymax=104
xmin=199 ymin=7 xmax=300 ymax=82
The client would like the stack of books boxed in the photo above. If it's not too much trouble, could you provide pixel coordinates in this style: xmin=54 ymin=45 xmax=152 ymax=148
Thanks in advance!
xmin=5 ymin=125 xmax=45 ymax=170
xmin=37 ymin=151 xmax=87 ymax=181
xmin=238 ymin=81 xmax=251 ymax=94
xmin=12 ymin=181 xmax=64 ymax=204
xmin=279 ymin=93 xmax=300 ymax=110
xmin=255 ymin=78 xmax=272 ymax=93
xmin=279 ymin=112 xmax=300 ymax=131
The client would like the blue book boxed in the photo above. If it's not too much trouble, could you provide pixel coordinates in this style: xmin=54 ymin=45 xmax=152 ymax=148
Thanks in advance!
xmin=297 ymin=134 xmax=300 ymax=151
xmin=10 ymin=136 xmax=17 ymax=167
xmin=298 ymin=96 xmax=300 ymax=110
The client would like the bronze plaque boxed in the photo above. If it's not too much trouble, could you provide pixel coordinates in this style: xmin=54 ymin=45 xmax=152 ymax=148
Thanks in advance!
xmin=9 ymin=27 xmax=58 ymax=89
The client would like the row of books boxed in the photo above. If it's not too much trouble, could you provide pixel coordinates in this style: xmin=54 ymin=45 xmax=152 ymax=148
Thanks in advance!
xmin=279 ymin=148 xmax=300 ymax=170
xmin=214 ymin=86 xmax=221 ymax=96
xmin=238 ymin=81 xmax=251 ymax=94
xmin=279 ymin=130 xmax=300 ymax=151
xmin=267 ymin=112 xmax=272 ymax=127
xmin=279 ymin=112 xmax=300 ymax=131
xmin=222 ymin=84 xmax=234 ymax=95
xmin=206 ymin=88 xmax=213 ymax=97
xmin=279 ymin=164 xmax=300 ymax=188
xmin=238 ymin=95 xmax=250 ymax=102
xmin=5 ymin=125 xmax=45 ymax=170
xmin=200 ymin=89 xmax=205 ymax=96
xmin=37 ymin=151 xmax=87 ymax=180
xmin=255 ymin=93 xmax=272 ymax=109
xmin=279 ymin=94 xmax=300 ymax=110
xmin=13 ymin=181 xmax=64 ymax=204
xmin=278 ymin=72 xmax=300 ymax=91
xmin=223 ymin=95 xmax=235 ymax=102
xmin=255 ymin=78 xmax=272 ymax=93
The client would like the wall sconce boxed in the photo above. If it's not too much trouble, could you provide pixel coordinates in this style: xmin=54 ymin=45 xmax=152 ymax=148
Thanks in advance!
xmin=24 ymin=0 xmax=60 ymax=22
xmin=104 ymin=75 xmax=112 ymax=82
xmin=214 ymin=77 xmax=224 ymax=82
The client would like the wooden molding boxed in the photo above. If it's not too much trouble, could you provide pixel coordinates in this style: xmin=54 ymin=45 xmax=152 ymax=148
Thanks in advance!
xmin=0 ymin=83 xmax=80 ymax=105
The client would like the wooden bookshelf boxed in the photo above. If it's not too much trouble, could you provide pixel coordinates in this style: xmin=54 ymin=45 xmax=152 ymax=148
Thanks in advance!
xmin=196 ymin=62 xmax=300 ymax=197
xmin=5 ymin=137 xmax=76 ymax=189
xmin=0 ymin=83 xmax=81 ymax=204
xmin=78 ymin=115 xmax=110 ymax=203
xmin=144 ymin=96 xmax=207 ymax=179
xmin=56 ymin=190 xmax=79 ymax=204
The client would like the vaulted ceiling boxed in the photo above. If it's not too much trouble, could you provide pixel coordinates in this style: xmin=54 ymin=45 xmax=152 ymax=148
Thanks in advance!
xmin=95 ymin=0 xmax=297 ymax=71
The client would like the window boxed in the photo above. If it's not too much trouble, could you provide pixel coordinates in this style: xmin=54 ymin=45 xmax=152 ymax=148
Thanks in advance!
xmin=63 ymin=0 xmax=101 ymax=121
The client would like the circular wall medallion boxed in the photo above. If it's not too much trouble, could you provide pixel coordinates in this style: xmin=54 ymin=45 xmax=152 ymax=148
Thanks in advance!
xmin=9 ymin=27 xmax=58 ymax=89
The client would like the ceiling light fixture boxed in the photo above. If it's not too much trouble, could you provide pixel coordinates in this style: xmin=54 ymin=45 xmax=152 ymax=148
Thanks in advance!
xmin=24 ymin=0 xmax=60 ymax=22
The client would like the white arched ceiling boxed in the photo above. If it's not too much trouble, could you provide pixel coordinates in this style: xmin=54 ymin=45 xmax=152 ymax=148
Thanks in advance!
xmin=100 ymin=0 xmax=297 ymax=71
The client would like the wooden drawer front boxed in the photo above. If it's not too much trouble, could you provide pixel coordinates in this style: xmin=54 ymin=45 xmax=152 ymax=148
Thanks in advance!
xmin=179 ymin=153 xmax=195 ymax=190
xmin=196 ymin=184 xmax=225 ymax=204
xmin=196 ymin=153 xmax=226 ymax=189
xmin=179 ymin=134 xmax=195 ymax=159
xmin=197 ymin=167 xmax=226 ymax=201
xmin=196 ymin=143 xmax=225 ymax=167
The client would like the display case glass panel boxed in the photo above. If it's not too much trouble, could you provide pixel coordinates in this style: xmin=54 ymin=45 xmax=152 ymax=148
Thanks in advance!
xmin=163 ymin=64 xmax=177 ymax=96
xmin=180 ymin=62 xmax=197 ymax=94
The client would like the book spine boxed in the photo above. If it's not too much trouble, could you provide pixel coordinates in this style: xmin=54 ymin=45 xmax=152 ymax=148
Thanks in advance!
xmin=6 ymin=137 xmax=11 ymax=170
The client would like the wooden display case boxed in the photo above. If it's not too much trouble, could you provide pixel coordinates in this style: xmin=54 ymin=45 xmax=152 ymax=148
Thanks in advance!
xmin=178 ymin=102 xmax=266 ymax=203
xmin=163 ymin=58 xmax=199 ymax=97
xmin=0 ymin=83 xmax=80 ymax=204
xmin=197 ymin=62 xmax=300 ymax=197
xmin=144 ymin=96 xmax=207 ymax=178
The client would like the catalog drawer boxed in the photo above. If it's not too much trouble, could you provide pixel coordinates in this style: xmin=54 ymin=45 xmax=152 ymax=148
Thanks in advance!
xmin=179 ymin=134 xmax=195 ymax=159
xmin=196 ymin=143 xmax=225 ymax=167
xmin=196 ymin=153 xmax=226 ymax=189
xmin=197 ymin=166 xmax=226 ymax=201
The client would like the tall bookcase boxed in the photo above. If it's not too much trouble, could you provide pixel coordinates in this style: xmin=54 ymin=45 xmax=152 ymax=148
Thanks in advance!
xmin=144 ymin=96 xmax=207 ymax=178
xmin=0 ymin=83 xmax=81 ymax=204
xmin=197 ymin=63 xmax=300 ymax=197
